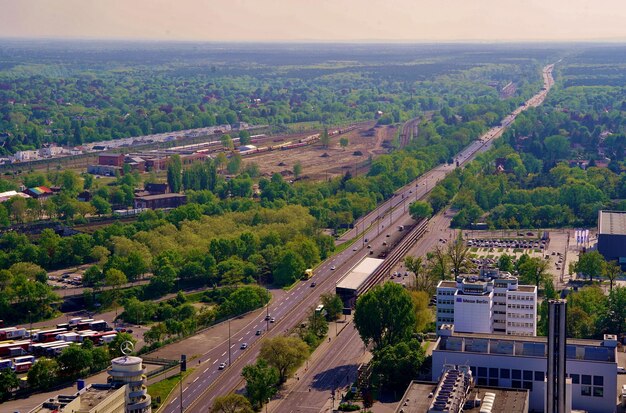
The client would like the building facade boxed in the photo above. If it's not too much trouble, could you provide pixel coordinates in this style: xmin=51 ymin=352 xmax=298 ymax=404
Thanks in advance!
xmin=436 ymin=273 xmax=537 ymax=336
xmin=597 ymin=210 xmax=626 ymax=268
xmin=108 ymin=355 xmax=152 ymax=413
xmin=432 ymin=330 xmax=618 ymax=413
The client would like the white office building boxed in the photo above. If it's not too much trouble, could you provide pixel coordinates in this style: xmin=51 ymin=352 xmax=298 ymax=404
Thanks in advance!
xmin=436 ymin=272 xmax=537 ymax=336
xmin=432 ymin=329 xmax=618 ymax=413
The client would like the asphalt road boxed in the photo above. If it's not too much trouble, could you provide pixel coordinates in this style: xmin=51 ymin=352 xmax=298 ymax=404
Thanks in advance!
xmin=270 ymin=64 xmax=557 ymax=413
xmin=163 ymin=64 xmax=555 ymax=413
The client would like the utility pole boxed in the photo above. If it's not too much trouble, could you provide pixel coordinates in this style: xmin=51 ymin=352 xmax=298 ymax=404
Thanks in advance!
xmin=179 ymin=375 xmax=183 ymax=412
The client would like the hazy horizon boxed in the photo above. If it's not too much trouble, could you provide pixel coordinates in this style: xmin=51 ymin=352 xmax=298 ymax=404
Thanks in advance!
xmin=2 ymin=0 xmax=626 ymax=43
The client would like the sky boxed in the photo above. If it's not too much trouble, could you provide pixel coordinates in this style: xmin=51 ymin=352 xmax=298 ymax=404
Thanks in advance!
xmin=2 ymin=0 xmax=626 ymax=42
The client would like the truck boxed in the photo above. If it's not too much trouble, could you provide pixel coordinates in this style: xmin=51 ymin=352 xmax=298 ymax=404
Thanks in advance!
xmin=303 ymin=269 xmax=313 ymax=280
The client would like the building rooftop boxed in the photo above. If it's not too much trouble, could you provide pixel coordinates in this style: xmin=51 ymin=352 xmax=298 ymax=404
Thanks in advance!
xmin=29 ymin=384 xmax=122 ymax=413
xmin=396 ymin=381 xmax=528 ymax=413
xmin=598 ymin=210 xmax=626 ymax=236
xmin=438 ymin=281 xmax=457 ymax=288
xmin=516 ymin=286 xmax=536 ymax=293
xmin=435 ymin=332 xmax=615 ymax=363
xmin=336 ymin=257 xmax=384 ymax=291
xmin=134 ymin=193 xmax=186 ymax=201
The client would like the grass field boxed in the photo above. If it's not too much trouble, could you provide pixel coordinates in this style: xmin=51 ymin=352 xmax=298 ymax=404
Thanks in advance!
xmin=148 ymin=369 xmax=194 ymax=410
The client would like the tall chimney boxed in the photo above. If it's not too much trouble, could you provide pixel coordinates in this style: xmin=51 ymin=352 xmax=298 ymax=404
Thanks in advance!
xmin=546 ymin=299 xmax=567 ymax=413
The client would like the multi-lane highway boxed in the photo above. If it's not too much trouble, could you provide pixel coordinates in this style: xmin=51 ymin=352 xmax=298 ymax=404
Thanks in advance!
xmin=162 ymin=63 xmax=555 ymax=413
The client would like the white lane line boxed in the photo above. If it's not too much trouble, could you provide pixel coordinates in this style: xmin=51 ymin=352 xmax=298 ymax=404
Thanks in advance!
xmin=171 ymin=397 xmax=177 ymax=403
xmin=221 ymin=351 xmax=226 ymax=356
xmin=238 ymin=337 xmax=243 ymax=341
xmin=193 ymin=377 xmax=199 ymax=383
xmin=204 ymin=368 xmax=209 ymax=373
xmin=213 ymin=359 xmax=218 ymax=364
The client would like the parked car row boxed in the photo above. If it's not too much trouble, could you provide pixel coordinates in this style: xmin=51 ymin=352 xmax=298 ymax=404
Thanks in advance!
xmin=467 ymin=238 xmax=547 ymax=250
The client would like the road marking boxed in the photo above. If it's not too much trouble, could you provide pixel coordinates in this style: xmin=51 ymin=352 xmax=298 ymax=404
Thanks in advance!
xmin=204 ymin=368 xmax=209 ymax=373
xmin=238 ymin=337 xmax=243 ymax=341
xmin=193 ymin=377 xmax=199 ymax=383
xmin=214 ymin=359 xmax=219 ymax=364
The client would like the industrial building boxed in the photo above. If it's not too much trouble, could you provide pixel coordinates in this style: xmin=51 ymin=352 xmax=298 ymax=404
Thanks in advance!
xmin=436 ymin=272 xmax=537 ymax=336
xmin=29 ymin=384 xmax=126 ymax=413
xmin=396 ymin=368 xmax=529 ymax=413
xmin=335 ymin=257 xmax=384 ymax=307
xmin=29 ymin=354 xmax=151 ymax=413
xmin=597 ymin=210 xmax=626 ymax=268
xmin=134 ymin=193 xmax=187 ymax=210
xmin=432 ymin=327 xmax=618 ymax=413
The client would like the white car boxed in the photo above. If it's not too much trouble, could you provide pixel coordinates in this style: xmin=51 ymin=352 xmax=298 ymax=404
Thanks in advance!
xmin=618 ymin=366 xmax=626 ymax=374
xmin=218 ymin=362 xmax=226 ymax=370
xmin=331 ymin=265 xmax=336 ymax=270
xmin=353 ymin=246 xmax=358 ymax=251
xmin=240 ymin=343 xmax=248 ymax=350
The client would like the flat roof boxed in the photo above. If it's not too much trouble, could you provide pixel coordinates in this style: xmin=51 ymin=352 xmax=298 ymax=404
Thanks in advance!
xmin=135 ymin=193 xmax=186 ymax=201
xmin=336 ymin=257 xmax=384 ymax=291
xmin=396 ymin=381 xmax=528 ymax=413
xmin=598 ymin=210 xmax=626 ymax=235
xmin=435 ymin=332 xmax=615 ymax=362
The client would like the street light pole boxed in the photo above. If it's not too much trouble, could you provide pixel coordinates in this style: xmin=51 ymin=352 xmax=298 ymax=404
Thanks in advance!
xmin=179 ymin=375 xmax=183 ymax=412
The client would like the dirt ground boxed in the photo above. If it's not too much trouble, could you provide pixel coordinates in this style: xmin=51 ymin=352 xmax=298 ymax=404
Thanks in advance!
xmin=244 ymin=122 xmax=398 ymax=181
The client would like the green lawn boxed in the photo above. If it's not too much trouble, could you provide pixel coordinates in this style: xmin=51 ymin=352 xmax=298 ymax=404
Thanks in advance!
xmin=148 ymin=369 xmax=194 ymax=410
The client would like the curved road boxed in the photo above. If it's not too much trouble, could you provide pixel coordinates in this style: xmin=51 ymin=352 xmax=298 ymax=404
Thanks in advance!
xmin=162 ymin=63 xmax=555 ymax=413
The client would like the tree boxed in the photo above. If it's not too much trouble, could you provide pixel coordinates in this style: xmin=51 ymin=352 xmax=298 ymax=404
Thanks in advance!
xmin=91 ymin=195 xmax=112 ymax=216
xmin=339 ymin=137 xmax=349 ymax=150
xmin=371 ymin=339 xmax=425 ymax=391
xmin=27 ymin=358 xmax=59 ymax=389
xmin=241 ymin=359 xmax=279 ymax=409
xmin=409 ymin=201 xmax=433 ymax=221
xmin=354 ymin=282 xmax=417 ymax=349
xmin=238 ymin=130 xmax=252 ymax=145
xmin=307 ymin=310 xmax=328 ymax=338
xmin=404 ymin=256 xmax=435 ymax=293
xmin=221 ymin=134 xmax=235 ymax=151
xmin=0 ymin=368 xmax=18 ymax=401
xmin=293 ymin=161 xmax=303 ymax=180
xmin=227 ymin=153 xmax=242 ymax=175
xmin=497 ymin=253 xmax=513 ymax=272
xmin=320 ymin=293 xmax=343 ymax=321
xmin=517 ymin=257 xmax=550 ymax=288
xmin=574 ymin=250 xmax=606 ymax=282
xmin=57 ymin=344 xmax=93 ymax=377
xmin=213 ymin=393 xmax=255 ymax=413
xmin=273 ymin=250 xmax=306 ymax=287
xmin=604 ymin=260 xmax=621 ymax=292
xmin=426 ymin=246 xmax=449 ymax=280
xmin=447 ymin=234 xmax=473 ymax=279
xmin=320 ymin=127 xmax=330 ymax=148
xmin=259 ymin=336 xmax=309 ymax=383
xmin=167 ymin=154 xmax=183 ymax=193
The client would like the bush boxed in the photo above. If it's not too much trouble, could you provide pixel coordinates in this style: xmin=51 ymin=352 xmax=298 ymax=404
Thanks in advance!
xmin=338 ymin=403 xmax=360 ymax=411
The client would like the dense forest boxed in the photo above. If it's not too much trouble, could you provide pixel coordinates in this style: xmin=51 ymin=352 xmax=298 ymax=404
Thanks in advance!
xmin=424 ymin=46 xmax=626 ymax=229
xmin=0 ymin=42 xmax=554 ymax=153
